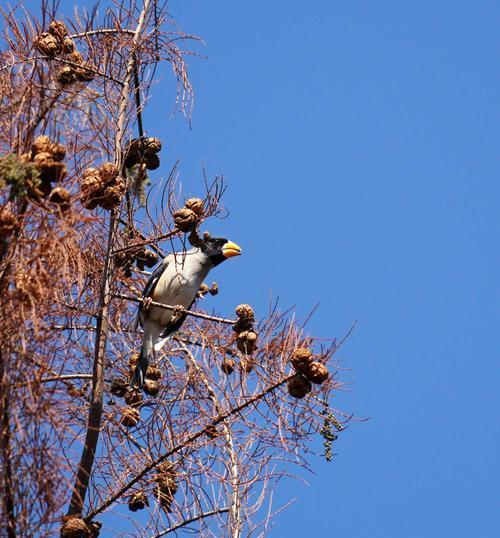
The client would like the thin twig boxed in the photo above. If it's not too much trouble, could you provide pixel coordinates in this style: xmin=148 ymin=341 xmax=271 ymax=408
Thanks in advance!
xmin=85 ymin=373 xmax=294 ymax=520
xmin=67 ymin=0 xmax=153 ymax=516
xmin=177 ymin=343 xmax=241 ymax=537
xmin=152 ymin=507 xmax=230 ymax=537
xmin=14 ymin=374 xmax=94 ymax=388
xmin=113 ymin=293 xmax=237 ymax=325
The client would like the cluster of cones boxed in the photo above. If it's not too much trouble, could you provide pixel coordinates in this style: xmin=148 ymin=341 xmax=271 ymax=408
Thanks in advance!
xmin=154 ymin=461 xmax=178 ymax=512
xmin=0 ymin=206 xmax=17 ymax=241
xmin=125 ymin=460 xmax=178 ymax=515
xmin=287 ymin=347 xmax=329 ymax=399
xmin=221 ymin=304 xmax=258 ymax=375
xmin=14 ymin=134 xmax=71 ymax=211
xmin=114 ymin=231 xmax=159 ymax=277
xmin=34 ymin=20 xmax=95 ymax=86
xmin=80 ymin=163 xmax=126 ymax=211
xmin=124 ymin=137 xmax=162 ymax=171
xmin=110 ymin=354 xmax=163 ymax=428
xmin=173 ymin=198 xmax=205 ymax=232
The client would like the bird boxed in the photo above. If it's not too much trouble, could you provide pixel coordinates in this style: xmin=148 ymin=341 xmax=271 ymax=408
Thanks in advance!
xmin=131 ymin=235 xmax=242 ymax=388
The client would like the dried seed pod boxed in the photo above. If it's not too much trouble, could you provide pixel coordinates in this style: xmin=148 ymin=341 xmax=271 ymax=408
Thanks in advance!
xmin=48 ymin=20 xmax=68 ymax=40
xmin=66 ymin=383 xmax=84 ymax=398
xmin=155 ymin=463 xmax=178 ymax=512
xmin=205 ymin=423 xmax=220 ymax=439
xmin=0 ymin=207 xmax=17 ymax=239
xmin=68 ymin=50 xmax=84 ymax=65
xmin=233 ymin=304 xmax=255 ymax=334
xmin=304 ymin=361 xmax=329 ymax=385
xmin=60 ymin=517 xmax=90 ymax=538
xmin=57 ymin=66 xmax=76 ymax=86
xmin=75 ymin=63 xmax=96 ymax=82
xmin=145 ymin=365 xmax=162 ymax=381
xmin=209 ymin=282 xmax=219 ymax=295
xmin=31 ymin=135 xmax=52 ymax=156
xmin=110 ymin=378 xmax=128 ymax=398
xmin=144 ymin=137 xmax=162 ymax=153
xmin=50 ymin=142 xmax=66 ymax=162
xmin=99 ymin=162 xmax=119 ymax=182
xmin=87 ymin=521 xmax=101 ymax=538
xmin=145 ymin=153 xmax=160 ymax=170
xmin=124 ymin=388 xmax=142 ymax=408
xmin=239 ymin=357 xmax=254 ymax=374
xmin=99 ymin=176 xmax=126 ymax=210
xmin=143 ymin=379 xmax=160 ymax=397
xmin=32 ymin=151 xmax=52 ymax=165
xmin=128 ymin=491 xmax=149 ymax=512
xmin=156 ymin=461 xmax=177 ymax=478
xmin=128 ymin=352 xmax=140 ymax=371
xmin=34 ymin=33 xmax=60 ymax=57
xmin=287 ymin=374 xmax=312 ymax=399
xmin=62 ymin=37 xmax=75 ymax=53
xmin=48 ymin=187 xmax=71 ymax=212
xmin=221 ymin=358 xmax=235 ymax=375
xmin=173 ymin=208 xmax=198 ymax=231
xmin=135 ymin=248 xmax=159 ymax=270
xmin=83 ymin=167 xmax=99 ymax=179
xmin=184 ymin=197 xmax=204 ymax=217
xmin=290 ymin=347 xmax=313 ymax=374
xmin=157 ymin=482 xmax=177 ymax=512
xmin=33 ymin=155 xmax=67 ymax=184
xmin=121 ymin=406 xmax=140 ymax=428
xmin=236 ymin=330 xmax=258 ymax=355
xmin=80 ymin=170 xmax=103 ymax=210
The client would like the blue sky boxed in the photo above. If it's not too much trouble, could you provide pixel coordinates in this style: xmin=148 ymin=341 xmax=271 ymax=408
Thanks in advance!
xmin=158 ymin=2 xmax=500 ymax=536
xmin=19 ymin=0 xmax=500 ymax=535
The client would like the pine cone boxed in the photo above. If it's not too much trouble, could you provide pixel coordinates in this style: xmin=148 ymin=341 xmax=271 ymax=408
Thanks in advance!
xmin=287 ymin=374 xmax=312 ymax=399
xmin=110 ymin=378 xmax=128 ymax=398
xmin=185 ymin=198 xmax=204 ymax=217
xmin=236 ymin=330 xmax=258 ymax=354
xmin=221 ymin=358 xmax=235 ymax=375
xmin=60 ymin=517 xmax=90 ymax=538
xmin=128 ymin=491 xmax=149 ymax=512
xmin=303 ymin=361 xmax=329 ymax=385
xmin=57 ymin=66 xmax=76 ymax=86
xmin=34 ymin=33 xmax=60 ymax=57
xmin=48 ymin=187 xmax=71 ymax=212
xmin=290 ymin=347 xmax=313 ymax=374
xmin=143 ymin=379 xmax=160 ymax=397
xmin=173 ymin=208 xmax=198 ymax=231
xmin=121 ymin=406 xmax=140 ymax=428
xmin=48 ymin=20 xmax=68 ymax=41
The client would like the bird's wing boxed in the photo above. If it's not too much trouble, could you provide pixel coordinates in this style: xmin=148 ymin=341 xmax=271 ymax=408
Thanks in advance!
xmin=142 ymin=258 xmax=169 ymax=299
xmin=134 ymin=257 xmax=169 ymax=329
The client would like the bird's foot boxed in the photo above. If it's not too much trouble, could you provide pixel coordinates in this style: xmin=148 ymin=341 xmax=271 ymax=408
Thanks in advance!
xmin=171 ymin=304 xmax=185 ymax=322
xmin=142 ymin=296 xmax=153 ymax=312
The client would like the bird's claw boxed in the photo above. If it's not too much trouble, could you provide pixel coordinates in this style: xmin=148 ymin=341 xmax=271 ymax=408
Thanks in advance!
xmin=142 ymin=296 xmax=153 ymax=312
xmin=172 ymin=304 xmax=185 ymax=322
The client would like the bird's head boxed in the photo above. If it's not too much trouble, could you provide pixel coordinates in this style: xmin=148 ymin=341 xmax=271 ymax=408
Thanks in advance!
xmin=200 ymin=236 xmax=242 ymax=267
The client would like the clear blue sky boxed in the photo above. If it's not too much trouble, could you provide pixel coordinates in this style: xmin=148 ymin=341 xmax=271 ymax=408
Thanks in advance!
xmin=158 ymin=2 xmax=500 ymax=536
xmin=22 ymin=1 xmax=500 ymax=535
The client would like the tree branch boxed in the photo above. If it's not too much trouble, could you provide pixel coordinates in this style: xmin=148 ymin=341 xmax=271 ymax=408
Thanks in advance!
xmin=152 ymin=507 xmax=230 ymax=537
xmin=113 ymin=293 xmax=237 ymax=325
xmin=66 ymin=0 xmax=153 ymax=517
xmin=85 ymin=373 xmax=294 ymax=520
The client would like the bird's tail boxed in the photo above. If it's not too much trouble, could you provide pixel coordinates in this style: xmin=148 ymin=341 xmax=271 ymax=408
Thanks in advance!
xmin=131 ymin=327 xmax=155 ymax=389
xmin=130 ymin=348 xmax=148 ymax=389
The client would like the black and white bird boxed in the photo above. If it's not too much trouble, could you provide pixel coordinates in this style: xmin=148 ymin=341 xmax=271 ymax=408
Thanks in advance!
xmin=131 ymin=236 xmax=242 ymax=388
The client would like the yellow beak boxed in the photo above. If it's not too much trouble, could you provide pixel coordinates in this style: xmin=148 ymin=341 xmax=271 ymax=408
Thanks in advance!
xmin=222 ymin=240 xmax=242 ymax=258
